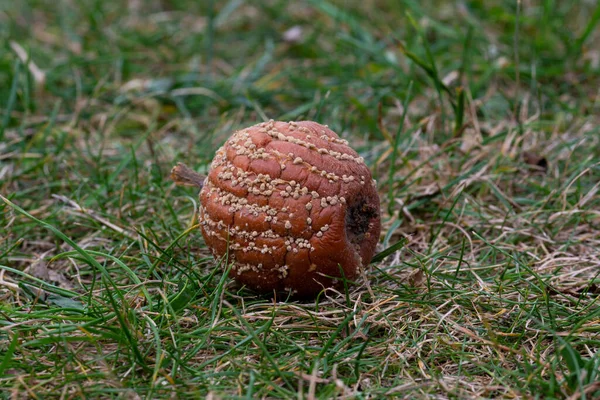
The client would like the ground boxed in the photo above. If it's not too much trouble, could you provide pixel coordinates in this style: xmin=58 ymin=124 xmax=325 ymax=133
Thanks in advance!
xmin=1 ymin=0 xmax=600 ymax=399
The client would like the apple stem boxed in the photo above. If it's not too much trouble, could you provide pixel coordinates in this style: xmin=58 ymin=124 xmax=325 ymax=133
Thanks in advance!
xmin=170 ymin=163 xmax=206 ymax=189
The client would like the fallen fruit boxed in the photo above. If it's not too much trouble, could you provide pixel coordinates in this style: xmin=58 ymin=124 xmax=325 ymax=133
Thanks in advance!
xmin=172 ymin=120 xmax=381 ymax=298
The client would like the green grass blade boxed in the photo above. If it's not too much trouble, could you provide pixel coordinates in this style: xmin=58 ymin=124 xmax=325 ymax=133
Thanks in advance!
xmin=387 ymin=80 xmax=413 ymax=215
xmin=371 ymin=238 xmax=408 ymax=264
xmin=0 ymin=60 xmax=20 ymax=142
xmin=0 ymin=332 xmax=20 ymax=376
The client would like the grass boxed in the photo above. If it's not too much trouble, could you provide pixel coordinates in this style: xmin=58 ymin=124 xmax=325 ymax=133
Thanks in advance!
xmin=1 ymin=0 xmax=600 ymax=398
